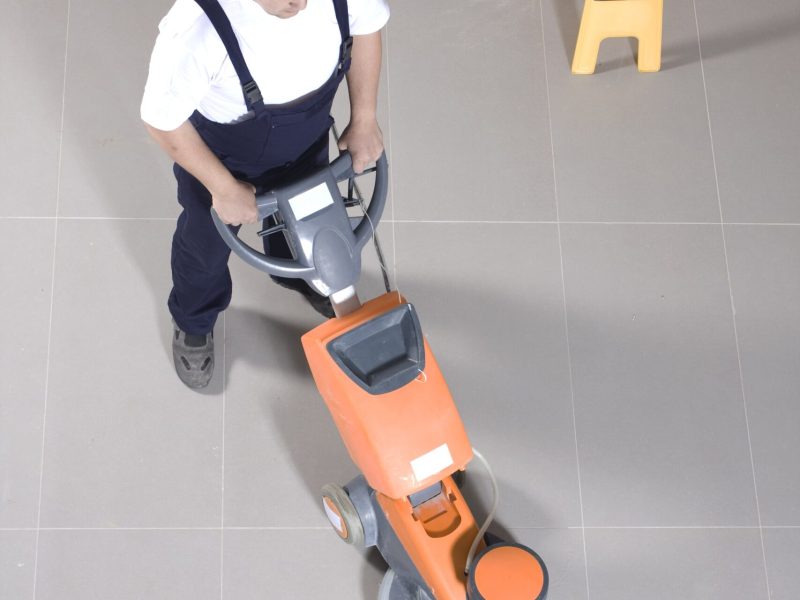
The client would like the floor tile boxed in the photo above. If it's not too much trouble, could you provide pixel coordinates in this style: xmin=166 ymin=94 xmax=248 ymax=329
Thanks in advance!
xmin=35 ymin=529 xmax=220 ymax=600
xmin=220 ymin=213 xmax=396 ymax=527
xmin=222 ymin=252 xmax=357 ymax=528
xmin=223 ymin=528 xmax=383 ymax=600
xmin=561 ymin=224 xmax=756 ymax=526
xmin=725 ymin=225 xmax=800 ymax=525
xmin=393 ymin=223 xmax=582 ymax=528
xmin=0 ymin=221 xmax=54 ymax=528
xmin=585 ymin=527 xmax=769 ymax=600
xmin=696 ymin=0 xmax=800 ymax=223
xmin=0 ymin=0 xmax=67 ymax=217
xmin=541 ymin=0 xmax=719 ymax=223
xmin=764 ymin=528 xmax=800 ymax=600
xmin=58 ymin=0 xmax=179 ymax=218
xmin=39 ymin=220 xmax=222 ymax=527
xmin=0 ymin=531 xmax=35 ymax=600
xmin=387 ymin=0 xmax=557 ymax=222
xmin=509 ymin=528 xmax=589 ymax=600
xmin=3 ymin=0 xmax=800 ymax=597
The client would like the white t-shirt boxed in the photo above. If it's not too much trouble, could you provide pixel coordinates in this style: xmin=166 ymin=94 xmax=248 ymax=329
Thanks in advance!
xmin=141 ymin=0 xmax=389 ymax=130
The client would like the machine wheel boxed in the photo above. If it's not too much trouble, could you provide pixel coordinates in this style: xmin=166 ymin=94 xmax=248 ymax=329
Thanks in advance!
xmin=377 ymin=569 xmax=396 ymax=600
xmin=378 ymin=569 xmax=428 ymax=600
xmin=321 ymin=483 xmax=365 ymax=547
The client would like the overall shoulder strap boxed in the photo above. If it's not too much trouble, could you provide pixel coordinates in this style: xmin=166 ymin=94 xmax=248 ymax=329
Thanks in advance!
xmin=332 ymin=0 xmax=353 ymax=74
xmin=194 ymin=0 xmax=264 ymax=109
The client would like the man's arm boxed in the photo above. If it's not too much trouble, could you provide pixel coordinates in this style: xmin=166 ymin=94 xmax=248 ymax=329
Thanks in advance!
xmin=144 ymin=120 xmax=258 ymax=225
xmin=338 ymin=30 xmax=385 ymax=173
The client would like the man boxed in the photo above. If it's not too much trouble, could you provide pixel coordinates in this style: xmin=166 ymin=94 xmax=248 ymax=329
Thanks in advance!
xmin=141 ymin=0 xmax=389 ymax=388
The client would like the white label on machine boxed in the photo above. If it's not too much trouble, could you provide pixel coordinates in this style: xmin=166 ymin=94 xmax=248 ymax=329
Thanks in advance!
xmin=410 ymin=443 xmax=453 ymax=482
xmin=288 ymin=182 xmax=334 ymax=221
xmin=323 ymin=499 xmax=344 ymax=534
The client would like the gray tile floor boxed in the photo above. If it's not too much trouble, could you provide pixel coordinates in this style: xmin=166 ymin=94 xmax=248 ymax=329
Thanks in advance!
xmin=1 ymin=0 xmax=798 ymax=598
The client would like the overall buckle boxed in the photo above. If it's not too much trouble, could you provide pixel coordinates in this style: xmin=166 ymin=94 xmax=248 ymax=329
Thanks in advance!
xmin=338 ymin=37 xmax=353 ymax=72
xmin=242 ymin=80 xmax=262 ymax=106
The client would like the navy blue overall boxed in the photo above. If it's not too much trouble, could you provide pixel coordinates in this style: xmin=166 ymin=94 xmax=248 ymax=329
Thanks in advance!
xmin=169 ymin=0 xmax=352 ymax=335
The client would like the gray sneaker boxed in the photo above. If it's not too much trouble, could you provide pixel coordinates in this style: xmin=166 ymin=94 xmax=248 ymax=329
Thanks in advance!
xmin=172 ymin=322 xmax=214 ymax=389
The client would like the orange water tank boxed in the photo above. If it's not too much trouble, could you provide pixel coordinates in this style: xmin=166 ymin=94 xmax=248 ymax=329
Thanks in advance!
xmin=301 ymin=292 xmax=473 ymax=499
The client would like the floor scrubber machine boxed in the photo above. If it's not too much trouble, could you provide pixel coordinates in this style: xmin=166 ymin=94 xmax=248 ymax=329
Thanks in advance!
xmin=211 ymin=151 xmax=548 ymax=600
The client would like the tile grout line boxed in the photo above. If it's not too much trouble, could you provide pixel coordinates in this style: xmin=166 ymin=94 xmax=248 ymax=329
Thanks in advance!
xmin=537 ymin=1 xmax=591 ymax=599
xmin=31 ymin=1 xmax=71 ymax=597
xmin=3 ymin=215 xmax=800 ymax=227
xmin=5 ymin=524 xmax=800 ymax=532
xmin=576 ymin=525 xmax=770 ymax=530
xmin=691 ymin=2 xmax=773 ymax=599
xmin=385 ymin=220 xmax=800 ymax=226
xmin=220 ymin=313 xmax=227 ymax=600
xmin=0 ymin=216 xmax=177 ymax=221
xmin=2 ymin=527 xmax=332 ymax=532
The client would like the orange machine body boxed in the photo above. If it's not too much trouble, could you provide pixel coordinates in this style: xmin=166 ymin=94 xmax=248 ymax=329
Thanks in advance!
xmin=301 ymin=292 xmax=474 ymax=500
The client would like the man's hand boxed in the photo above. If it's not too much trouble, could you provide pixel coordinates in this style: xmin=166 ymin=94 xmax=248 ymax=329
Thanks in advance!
xmin=338 ymin=118 xmax=384 ymax=174
xmin=212 ymin=179 xmax=258 ymax=226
